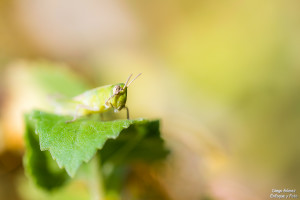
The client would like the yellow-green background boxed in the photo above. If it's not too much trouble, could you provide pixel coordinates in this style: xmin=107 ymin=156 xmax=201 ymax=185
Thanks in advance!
xmin=0 ymin=0 xmax=299 ymax=199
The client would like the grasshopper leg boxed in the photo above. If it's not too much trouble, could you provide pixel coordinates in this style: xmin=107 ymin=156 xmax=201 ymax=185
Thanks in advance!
xmin=108 ymin=102 xmax=129 ymax=120
xmin=125 ymin=106 xmax=130 ymax=120
xmin=65 ymin=104 xmax=99 ymax=123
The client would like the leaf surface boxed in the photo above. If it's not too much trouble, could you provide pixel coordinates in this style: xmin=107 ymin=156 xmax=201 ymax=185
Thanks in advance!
xmin=25 ymin=110 xmax=169 ymax=191
xmin=24 ymin=115 xmax=69 ymax=190
xmin=30 ymin=111 xmax=139 ymax=177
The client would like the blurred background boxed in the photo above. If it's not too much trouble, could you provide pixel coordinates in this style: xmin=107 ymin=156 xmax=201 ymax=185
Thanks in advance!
xmin=0 ymin=0 xmax=300 ymax=199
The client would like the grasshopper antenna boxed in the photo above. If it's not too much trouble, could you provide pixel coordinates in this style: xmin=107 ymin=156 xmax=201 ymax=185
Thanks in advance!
xmin=126 ymin=73 xmax=142 ymax=88
xmin=124 ymin=74 xmax=133 ymax=89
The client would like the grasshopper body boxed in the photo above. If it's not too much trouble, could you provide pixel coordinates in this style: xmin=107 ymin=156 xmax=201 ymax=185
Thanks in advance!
xmin=65 ymin=73 xmax=141 ymax=123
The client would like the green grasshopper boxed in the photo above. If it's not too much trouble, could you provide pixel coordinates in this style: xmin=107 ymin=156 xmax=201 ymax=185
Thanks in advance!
xmin=64 ymin=73 xmax=142 ymax=123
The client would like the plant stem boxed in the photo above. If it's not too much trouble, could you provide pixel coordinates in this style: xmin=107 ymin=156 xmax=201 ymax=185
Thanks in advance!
xmin=89 ymin=155 xmax=105 ymax=200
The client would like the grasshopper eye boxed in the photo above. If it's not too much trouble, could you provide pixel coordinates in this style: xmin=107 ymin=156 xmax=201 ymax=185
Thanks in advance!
xmin=113 ymin=85 xmax=122 ymax=95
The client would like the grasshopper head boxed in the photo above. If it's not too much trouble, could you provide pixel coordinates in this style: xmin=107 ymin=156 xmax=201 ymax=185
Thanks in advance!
xmin=110 ymin=83 xmax=127 ymax=111
xmin=108 ymin=73 xmax=142 ymax=111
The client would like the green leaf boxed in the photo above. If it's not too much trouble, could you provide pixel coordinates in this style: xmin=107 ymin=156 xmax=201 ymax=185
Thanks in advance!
xmin=25 ymin=110 xmax=169 ymax=193
xmin=24 ymin=115 xmax=69 ymax=190
xmin=101 ymin=119 xmax=169 ymax=165
xmin=29 ymin=110 xmax=168 ymax=178
xmin=99 ymin=119 xmax=169 ymax=192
